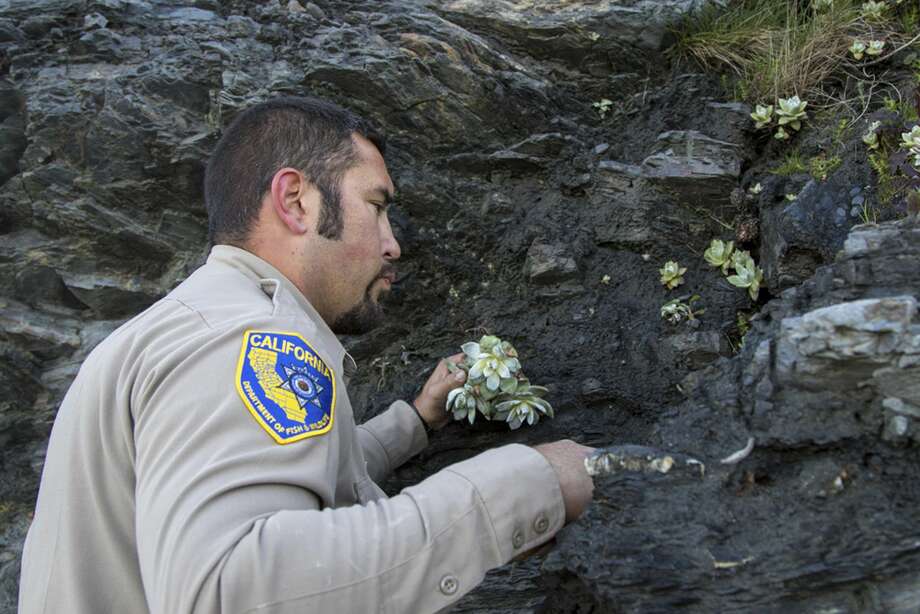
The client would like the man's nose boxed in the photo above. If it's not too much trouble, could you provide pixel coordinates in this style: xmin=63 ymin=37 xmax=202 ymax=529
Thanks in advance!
xmin=382 ymin=216 xmax=401 ymax=261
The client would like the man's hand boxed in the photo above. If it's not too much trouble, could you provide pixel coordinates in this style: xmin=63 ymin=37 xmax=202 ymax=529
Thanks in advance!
xmin=533 ymin=440 xmax=595 ymax=524
xmin=413 ymin=353 xmax=466 ymax=430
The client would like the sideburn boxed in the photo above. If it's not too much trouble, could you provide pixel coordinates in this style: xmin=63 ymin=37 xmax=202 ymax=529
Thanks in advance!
xmin=315 ymin=181 xmax=344 ymax=239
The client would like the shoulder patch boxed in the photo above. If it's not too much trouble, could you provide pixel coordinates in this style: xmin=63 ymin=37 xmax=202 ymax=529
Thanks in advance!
xmin=236 ymin=330 xmax=336 ymax=444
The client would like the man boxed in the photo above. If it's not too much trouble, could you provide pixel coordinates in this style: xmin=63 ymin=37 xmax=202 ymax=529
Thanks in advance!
xmin=19 ymin=96 xmax=594 ymax=613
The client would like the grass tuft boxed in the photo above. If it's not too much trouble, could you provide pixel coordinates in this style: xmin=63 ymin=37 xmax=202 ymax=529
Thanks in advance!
xmin=671 ymin=0 xmax=918 ymax=107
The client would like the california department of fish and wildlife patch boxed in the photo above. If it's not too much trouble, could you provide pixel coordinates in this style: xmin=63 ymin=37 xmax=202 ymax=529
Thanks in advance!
xmin=236 ymin=330 xmax=336 ymax=444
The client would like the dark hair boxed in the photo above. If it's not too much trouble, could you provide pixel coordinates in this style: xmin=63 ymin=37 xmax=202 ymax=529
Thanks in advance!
xmin=204 ymin=96 xmax=385 ymax=245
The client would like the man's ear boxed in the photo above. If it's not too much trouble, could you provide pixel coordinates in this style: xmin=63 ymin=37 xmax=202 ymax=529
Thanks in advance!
xmin=269 ymin=167 xmax=319 ymax=235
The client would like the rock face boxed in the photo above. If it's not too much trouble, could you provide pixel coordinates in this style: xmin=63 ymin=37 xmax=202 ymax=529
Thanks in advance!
xmin=542 ymin=218 xmax=920 ymax=612
xmin=0 ymin=1 xmax=917 ymax=612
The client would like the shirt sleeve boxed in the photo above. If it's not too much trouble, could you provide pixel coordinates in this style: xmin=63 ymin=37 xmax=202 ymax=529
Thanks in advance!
xmin=356 ymin=400 xmax=428 ymax=483
xmin=133 ymin=324 xmax=566 ymax=614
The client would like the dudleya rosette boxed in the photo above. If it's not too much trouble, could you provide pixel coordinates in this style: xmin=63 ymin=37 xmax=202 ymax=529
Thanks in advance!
xmin=445 ymin=335 xmax=554 ymax=429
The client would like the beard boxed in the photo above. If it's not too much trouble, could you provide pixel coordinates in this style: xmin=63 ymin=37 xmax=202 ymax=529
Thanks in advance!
xmin=330 ymin=290 xmax=385 ymax=335
xmin=330 ymin=263 xmax=396 ymax=335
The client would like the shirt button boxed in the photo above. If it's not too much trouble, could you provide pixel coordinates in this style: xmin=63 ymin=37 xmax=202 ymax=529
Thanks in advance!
xmin=533 ymin=514 xmax=549 ymax=534
xmin=512 ymin=528 xmax=524 ymax=549
xmin=439 ymin=574 xmax=459 ymax=596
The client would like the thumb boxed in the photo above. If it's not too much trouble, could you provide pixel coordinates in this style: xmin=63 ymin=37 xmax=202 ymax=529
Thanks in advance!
xmin=430 ymin=369 xmax=466 ymax=398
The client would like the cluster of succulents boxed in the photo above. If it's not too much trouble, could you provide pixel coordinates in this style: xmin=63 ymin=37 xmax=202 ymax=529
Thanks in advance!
xmin=849 ymin=39 xmax=885 ymax=60
xmin=445 ymin=335 xmax=554 ymax=429
xmin=902 ymin=125 xmax=920 ymax=167
xmin=704 ymin=239 xmax=764 ymax=300
xmin=750 ymin=96 xmax=808 ymax=140
xmin=659 ymin=261 xmax=687 ymax=290
xmin=660 ymin=295 xmax=705 ymax=324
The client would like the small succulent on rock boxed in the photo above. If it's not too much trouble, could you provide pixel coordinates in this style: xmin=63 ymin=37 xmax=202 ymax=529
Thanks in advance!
xmin=862 ymin=121 xmax=881 ymax=149
xmin=660 ymin=295 xmax=705 ymax=324
xmin=659 ymin=260 xmax=687 ymax=290
xmin=704 ymin=239 xmax=735 ymax=274
xmin=866 ymin=40 xmax=885 ymax=57
xmin=901 ymin=125 xmax=920 ymax=166
xmin=748 ymin=182 xmax=763 ymax=195
xmin=593 ymin=98 xmax=614 ymax=118
xmin=774 ymin=126 xmax=790 ymax=140
xmin=849 ymin=39 xmax=867 ymax=59
xmin=776 ymin=96 xmax=808 ymax=131
xmin=445 ymin=335 xmax=554 ymax=429
xmin=727 ymin=250 xmax=764 ymax=300
xmin=750 ymin=104 xmax=774 ymax=129
xmin=861 ymin=0 xmax=886 ymax=20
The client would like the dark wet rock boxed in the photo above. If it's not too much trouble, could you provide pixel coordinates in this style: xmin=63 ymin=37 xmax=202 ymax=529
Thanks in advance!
xmin=760 ymin=178 xmax=859 ymax=291
xmin=0 ymin=19 xmax=24 ymax=42
xmin=20 ymin=15 xmax=59 ymax=38
xmin=435 ymin=0 xmax=720 ymax=72
xmin=542 ymin=217 xmax=920 ymax=612
xmin=661 ymin=330 xmax=728 ymax=370
xmin=1 ymin=1 xmax=918 ymax=612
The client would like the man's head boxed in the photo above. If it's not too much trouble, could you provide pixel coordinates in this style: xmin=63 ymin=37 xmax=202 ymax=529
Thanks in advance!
xmin=204 ymin=96 xmax=401 ymax=334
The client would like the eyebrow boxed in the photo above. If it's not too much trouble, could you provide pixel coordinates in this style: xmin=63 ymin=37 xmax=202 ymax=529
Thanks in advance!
xmin=371 ymin=186 xmax=395 ymax=207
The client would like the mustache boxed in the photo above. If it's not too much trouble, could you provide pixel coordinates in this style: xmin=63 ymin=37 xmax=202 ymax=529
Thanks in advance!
xmin=377 ymin=263 xmax=398 ymax=282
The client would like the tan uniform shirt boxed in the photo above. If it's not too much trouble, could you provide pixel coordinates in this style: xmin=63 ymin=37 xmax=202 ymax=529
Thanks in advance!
xmin=19 ymin=245 xmax=565 ymax=614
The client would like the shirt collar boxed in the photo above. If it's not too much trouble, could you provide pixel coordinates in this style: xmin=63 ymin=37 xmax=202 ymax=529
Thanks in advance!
xmin=205 ymin=245 xmax=350 ymax=369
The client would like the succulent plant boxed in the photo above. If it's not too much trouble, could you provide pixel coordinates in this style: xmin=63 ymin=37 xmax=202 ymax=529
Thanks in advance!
xmin=862 ymin=121 xmax=881 ymax=149
xmin=704 ymin=239 xmax=735 ymax=274
xmin=861 ymin=0 xmax=886 ymax=20
xmin=776 ymin=96 xmax=808 ymax=131
xmin=902 ymin=125 xmax=920 ymax=149
xmin=750 ymin=104 xmax=774 ymax=129
xmin=849 ymin=39 xmax=867 ymax=60
xmin=866 ymin=40 xmax=885 ymax=56
xmin=445 ymin=334 xmax=555 ymax=429
xmin=748 ymin=182 xmax=763 ymax=195
xmin=727 ymin=250 xmax=764 ymax=300
xmin=593 ymin=98 xmax=614 ymax=118
xmin=660 ymin=295 xmax=705 ymax=324
xmin=902 ymin=125 xmax=920 ymax=167
xmin=493 ymin=379 xmax=553 ymax=429
xmin=774 ymin=126 xmax=790 ymax=140
xmin=659 ymin=260 xmax=687 ymax=290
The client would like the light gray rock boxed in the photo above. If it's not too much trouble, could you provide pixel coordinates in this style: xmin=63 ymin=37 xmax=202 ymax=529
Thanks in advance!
xmin=523 ymin=240 xmax=579 ymax=284
xmin=641 ymin=130 xmax=742 ymax=206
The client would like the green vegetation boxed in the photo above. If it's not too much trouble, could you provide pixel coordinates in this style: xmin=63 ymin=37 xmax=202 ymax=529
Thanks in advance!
xmin=809 ymin=153 xmax=842 ymax=180
xmin=771 ymin=149 xmax=808 ymax=175
xmin=672 ymin=0 xmax=920 ymax=106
